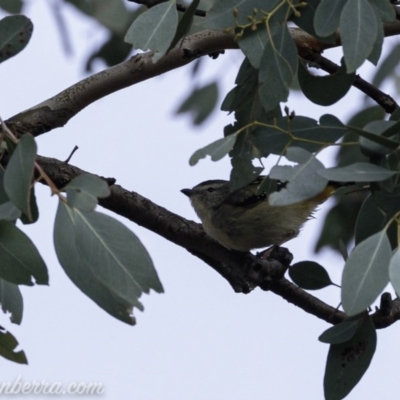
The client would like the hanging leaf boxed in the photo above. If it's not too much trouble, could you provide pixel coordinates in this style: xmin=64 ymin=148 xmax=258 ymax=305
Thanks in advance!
xmin=0 ymin=220 xmax=48 ymax=286
xmin=0 ymin=328 xmax=27 ymax=364
xmin=319 ymin=320 xmax=359 ymax=344
xmin=388 ymin=248 xmax=400 ymax=296
xmin=298 ymin=61 xmax=355 ymax=106
xmin=324 ymin=315 xmax=376 ymax=400
xmin=340 ymin=0 xmax=378 ymax=72
xmin=318 ymin=163 xmax=396 ymax=182
xmin=54 ymin=201 xmax=163 ymax=324
xmin=189 ymin=135 xmax=237 ymax=166
xmin=259 ymin=20 xmax=298 ymax=112
xmin=64 ymin=174 xmax=110 ymax=212
xmin=0 ymin=279 xmax=23 ymax=325
xmin=175 ymin=82 xmax=219 ymax=125
xmin=289 ymin=261 xmax=333 ymax=290
xmin=269 ymin=147 xmax=328 ymax=206
xmin=3 ymin=134 xmax=36 ymax=221
xmin=341 ymin=230 xmax=391 ymax=316
xmin=0 ymin=15 xmax=33 ymax=64
xmin=125 ymin=0 xmax=178 ymax=62
xmin=314 ymin=0 xmax=347 ymax=37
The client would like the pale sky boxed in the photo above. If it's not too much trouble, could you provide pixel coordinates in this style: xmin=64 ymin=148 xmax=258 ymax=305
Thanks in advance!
xmin=0 ymin=2 xmax=399 ymax=400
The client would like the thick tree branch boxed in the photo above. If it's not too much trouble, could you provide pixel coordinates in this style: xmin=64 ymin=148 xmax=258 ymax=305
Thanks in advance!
xmin=6 ymin=21 xmax=400 ymax=137
xmin=34 ymin=155 xmax=400 ymax=329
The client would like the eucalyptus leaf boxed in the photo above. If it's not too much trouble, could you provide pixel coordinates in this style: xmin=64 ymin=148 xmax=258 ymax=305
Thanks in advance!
xmin=3 ymin=134 xmax=36 ymax=221
xmin=65 ymin=174 xmax=110 ymax=212
xmin=318 ymin=163 xmax=396 ymax=182
xmin=199 ymin=0 xmax=280 ymax=30
xmin=314 ymin=0 xmax=346 ymax=37
xmin=298 ymin=61 xmax=355 ymax=106
xmin=238 ymin=26 xmax=268 ymax=69
xmin=269 ymin=147 xmax=328 ymax=205
xmin=0 ymin=220 xmax=48 ymax=286
xmin=289 ymin=261 xmax=333 ymax=290
xmin=229 ymin=132 xmax=263 ymax=192
xmin=292 ymin=0 xmax=335 ymax=43
xmin=324 ymin=315 xmax=376 ymax=400
xmin=341 ymin=230 xmax=391 ymax=316
xmin=189 ymin=135 xmax=237 ymax=166
xmin=0 ymin=0 xmax=23 ymax=14
xmin=175 ymin=82 xmax=218 ymax=125
xmin=0 ymin=279 xmax=23 ymax=325
xmin=369 ymin=0 xmax=396 ymax=22
xmin=54 ymin=202 xmax=163 ymax=324
xmin=259 ymin=20 xmax=298 ymax=112
xmin=0 ymin=329 xmax=27 ymax=364
xmin=340 ymin=0 xmax=378 ymax=72
xmin=0 ymin=15 xmax=33 ymax=64
xmin=389 ymin=249 xmax=400 ymax=297
xmin=125 ymin=0 xmax=178 ymax=62
xmin=319 ymin=320 xmax=359 ymax=344
xmin=168 ymin=0 xmax=200 ymax=50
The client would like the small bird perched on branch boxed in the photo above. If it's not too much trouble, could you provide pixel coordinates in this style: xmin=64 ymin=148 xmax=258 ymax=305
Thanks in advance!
xmin=181 ymin=176 xmax=346 ymax=252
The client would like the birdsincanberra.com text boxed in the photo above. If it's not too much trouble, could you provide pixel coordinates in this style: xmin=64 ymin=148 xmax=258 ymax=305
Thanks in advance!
xmin=0 ymin=376 xmax=105 ymax=395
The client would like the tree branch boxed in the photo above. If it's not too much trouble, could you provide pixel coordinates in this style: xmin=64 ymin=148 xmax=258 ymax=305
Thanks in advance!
xmin=34 ymin=155 xmax=400 ymax=329
xmin=6 ymin=21 xmax=400 ymax=137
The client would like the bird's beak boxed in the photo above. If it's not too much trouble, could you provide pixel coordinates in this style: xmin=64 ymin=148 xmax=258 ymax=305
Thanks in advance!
xmin=181 ymin=188 xmax=193 ymax=197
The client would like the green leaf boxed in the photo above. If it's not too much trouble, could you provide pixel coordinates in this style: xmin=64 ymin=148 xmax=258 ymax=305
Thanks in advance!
xmin=355 ymin=194 xmax=385 ymax=245
xmin=0 ymin=220 xmax=48 ymax=286
xmin=229 ymin=132 xmax=263 ymax=192
xmin=269 ymin=147 xmax=328 ymax=205
xmin=222 ymin=58 xmax=282 ymax=136
xmin=389 ymin=248 xmax=400 ymax=296
xmin=292 ymin=0 xmax=335 ymax=43
xmin=252 ymin=114 xmax=347 ymax=156
xmin=314 ymin=0 xmax=347 ymax=37
xmin=298 ymin=60 xmax=355 ymax=106
xmin=20 ymin=186 xmax=39 ymax=225
xmin=324 ymin=315 xmax=376 ymax=400
xmin=372 ymin=43 xmax=400 ymax=88
xmin=168 ymin=0 xmax=200 ymax=50
xmin=340 ymin=0 xmax=378 ymax=73
xmin=54 ymin=202 xmax=163 ymax=324
xmin=189 ymin=135 xmax=237 ymax=166
xmin=0 ymin=15 xmax=33 ymax=64
xmin=366 ymin=5 xmax=384 ymax=65
xmin=175 ymin=82 xmax=219 ymax=125
xmin=0 ymin=279 xmax=23 ymax=324
xmin=355 ymin=192 xmax=398 ymax=248
xmin=289 ymin=261 xmax=333 ymax=290
xmin=319 ymin=320 xmax=359 ymax=344
xmin=125 ymin=0 xmax=178 ymax=62
xmin=3 ymin=134 xmax=37 ymax=221
xmin=359 ymin=120 xmax=398 ymax=157
xmin=199 ymin=0 xmax=280 ymax=30
xmin=0 ymin=168 xmax=20 ymax=221
xmin=0 ymin=0 xmax=23 ymax=14
xmin=0 ymin=329 xmax=27 ymax=364
xmin=64 ymin=174 xmax=110 ymax=212
xmin=318 ymin=162 xmax=396 ymax=182
xmin=368 ymin=0 xmax=396 ymax=22
xmin=259 ymin=20 xmax=298 ymax=112
xmin=341 ymin=230 xmax=391 ymax=316
xmin=238 ymin=26 xmax=268 ymax=69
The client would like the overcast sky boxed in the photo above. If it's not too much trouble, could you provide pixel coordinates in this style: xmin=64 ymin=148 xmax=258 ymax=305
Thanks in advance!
xmin=0 ymin=2 xmax=399 ymax=400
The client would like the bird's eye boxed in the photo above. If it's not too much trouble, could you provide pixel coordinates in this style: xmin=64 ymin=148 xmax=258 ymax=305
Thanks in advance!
xmin=207 ymin=187 xmax=215 ymax=193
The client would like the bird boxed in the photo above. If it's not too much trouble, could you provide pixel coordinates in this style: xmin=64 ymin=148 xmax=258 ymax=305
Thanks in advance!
xmin=181 ymin=176 xmax=346 ymax=252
